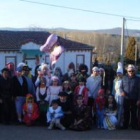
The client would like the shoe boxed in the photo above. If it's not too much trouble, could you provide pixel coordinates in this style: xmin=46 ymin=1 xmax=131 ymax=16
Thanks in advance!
xmin=61 ymin=126 xmax=66 ymax=130
xmin=48 ymin=126 xmax=53 ymax=130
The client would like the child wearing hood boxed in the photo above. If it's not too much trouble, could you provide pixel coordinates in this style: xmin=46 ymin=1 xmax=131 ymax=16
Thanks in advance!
xmin=23 ymin=94 xmax=39 ymax=126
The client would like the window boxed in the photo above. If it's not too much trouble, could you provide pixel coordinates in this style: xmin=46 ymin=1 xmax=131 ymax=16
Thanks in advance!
xmin=76 ymin=55 xmax=85 ymax=70
xmin=5 ymin=56 xmax=16 ymax=68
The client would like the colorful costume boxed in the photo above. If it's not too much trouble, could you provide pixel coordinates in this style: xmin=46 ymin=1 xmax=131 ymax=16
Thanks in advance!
xmin=47 ymin=104 xmax=65 ymax=130
xmin=94 ymin=96 xmax=106 ymax=128
xmin=36 ymin=77 xmax=48 ymax=123
xmin=103 ymin=103 xmax=117 ymax=130
xmin=74 ymin=85 xmax=88 ymax=105
xmin=47 ymin=86 xmax=62 ymax=105
xmin=23 ymin=94 xmax=39 ymax=125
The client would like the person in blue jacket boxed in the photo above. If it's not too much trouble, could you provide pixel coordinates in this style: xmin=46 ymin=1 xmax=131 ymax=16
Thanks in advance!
xmin=120 ymin=64 xmax=140 ymax=130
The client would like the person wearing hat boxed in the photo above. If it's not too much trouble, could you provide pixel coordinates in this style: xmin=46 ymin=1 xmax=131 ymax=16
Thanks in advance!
xmin=76 ymin=64 xmax=89 ymax=82
xmin=22 ymin=94 xmax=39 ymax=126
xmin=22 ymin=66 xmax=35 ymax=96
xmin=11 ymin=66 xmax=28 ymax=123
xmin=120 ymin=64 xmax=140 ymax=130
xmin=74 ymin=78 xmax=88 ymax=105
xmin=112 ymin=62 xmax=124 ymax=128
xmin=57 ymin=91 xmax=74 ymax=128
xmin=62 ymin=81 xmax=73 ymax=103
xmin=86 ymin=66 xmax=102 ymax=107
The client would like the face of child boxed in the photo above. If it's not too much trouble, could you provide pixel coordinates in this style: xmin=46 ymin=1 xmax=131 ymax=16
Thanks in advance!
xmin=71 ymin=76 xmax=76 ymax=81
xmin=28 ymin=98 xmax=33 ymax=104
xmin=2 ymin=71 xmax=9 ymax=79
xmin=59 ymin=96 xmax=67 ymax=102
xmin=52 ymin=80 xmax=58 ymax=86
xmin=108 ymin=96 xmax=113 ymax=103
xmin=77 ymin=97 xmax=83 ymax=105
xmin=79 ymin=81 xmax=84 ymax=86
xmin=52 ymin=103 xmax=58 ymax=110
xmin=64 ymin=83 xmax=69 ymax=89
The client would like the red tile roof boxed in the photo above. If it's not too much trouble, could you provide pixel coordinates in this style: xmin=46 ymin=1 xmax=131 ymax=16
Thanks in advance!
xmin=0 ymin=30 xmax=93 ymax=51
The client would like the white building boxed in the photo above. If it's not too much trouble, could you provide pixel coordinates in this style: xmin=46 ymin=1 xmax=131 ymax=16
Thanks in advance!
xmin=0 ymin=30 xmax=93 ymax=75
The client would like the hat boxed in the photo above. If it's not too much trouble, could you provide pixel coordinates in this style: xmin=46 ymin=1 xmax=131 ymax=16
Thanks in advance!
xmin=58 ymin=92 xmax=68 ymax=97
xmin=98 ymin=89 xmax=104 ymax=95
xmin=51 ymin=76 xmax=59 ymax=81
xmin=17 ymin=62 xmax=26 ymax=68
xmin=92 ymin=66 xmax=99 ymax=71
xmin=127 ymin=64 xmax=135 ymax=71
xmin=116 ymin=62 xmax=123 ymax=74
xmin=16 ymin=67 xmax=22 ymax=72
xmin=63 ymin=81 xmax=69 ymax=84
xmin=22 ymin=66 xmax=32 ymax=71
xmin=99 ymin=68 xmax=104 ymax=72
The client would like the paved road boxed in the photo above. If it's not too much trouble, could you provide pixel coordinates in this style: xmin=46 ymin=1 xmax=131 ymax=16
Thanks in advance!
xmin=0 ymin=124 xmax=140 ymax=140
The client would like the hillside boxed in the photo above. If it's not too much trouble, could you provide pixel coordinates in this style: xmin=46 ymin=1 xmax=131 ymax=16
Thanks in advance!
xmin=1 ymin=27 xmax=140 ymax=63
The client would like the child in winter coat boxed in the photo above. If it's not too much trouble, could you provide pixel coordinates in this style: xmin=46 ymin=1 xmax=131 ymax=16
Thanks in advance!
xmin=47 ymin=100 xmax=65 ymax=130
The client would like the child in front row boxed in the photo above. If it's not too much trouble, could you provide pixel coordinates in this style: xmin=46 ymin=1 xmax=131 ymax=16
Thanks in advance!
xmin=22 ymin=94 xmax=39 ymax=126
xmin=103 ymin=95 xmax=118 ymax=130
xmin=47 ymin=100 xmax=65 ymax=130
xmin=94 ymin=89 xmax=106 ymax=129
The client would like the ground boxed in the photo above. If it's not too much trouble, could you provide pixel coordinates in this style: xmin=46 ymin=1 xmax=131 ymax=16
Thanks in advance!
xmin=0 ymin=124 xmax=140 ymax=140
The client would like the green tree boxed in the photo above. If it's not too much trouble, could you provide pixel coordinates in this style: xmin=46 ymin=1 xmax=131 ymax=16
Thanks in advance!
xmin=125 ymin=37 xmax=136 ymax=65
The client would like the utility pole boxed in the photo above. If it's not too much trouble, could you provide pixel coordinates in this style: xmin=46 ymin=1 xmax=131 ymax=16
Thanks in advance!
xmin=135 ymin=44 xmax=138 ymax=67
xmin=120 ymin=18 xmax=125 ymax=65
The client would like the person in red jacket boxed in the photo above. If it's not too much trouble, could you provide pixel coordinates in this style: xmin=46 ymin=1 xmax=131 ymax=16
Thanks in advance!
xmin=74 ymin=78 xmax=88 ymax=105
xmin=23 ymin=94 xmax=39 ymax=126
xmin=94 ymin=89 xmax=106 ymax=129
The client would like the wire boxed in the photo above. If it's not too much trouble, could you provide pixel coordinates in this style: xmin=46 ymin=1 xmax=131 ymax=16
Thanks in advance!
xmin=20 ymin=0 xmax=140 ymax=20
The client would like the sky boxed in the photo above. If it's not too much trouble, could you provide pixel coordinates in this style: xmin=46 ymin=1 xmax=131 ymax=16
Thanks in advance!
xmin=1 ymin=0 xmax=140 ymax=30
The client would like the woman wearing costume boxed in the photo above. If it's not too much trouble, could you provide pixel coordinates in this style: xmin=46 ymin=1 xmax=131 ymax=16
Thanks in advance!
xmin=103 ymin=95 xmax=117 ymax=130
xmin=35 ymin=69 xmax=48 ymax=124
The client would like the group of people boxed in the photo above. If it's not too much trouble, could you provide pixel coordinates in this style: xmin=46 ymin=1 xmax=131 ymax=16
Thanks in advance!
xmin=0 ymin=61 xmax=140 ymax=131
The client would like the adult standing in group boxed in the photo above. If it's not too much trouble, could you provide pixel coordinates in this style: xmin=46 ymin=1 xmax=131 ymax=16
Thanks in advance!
xmin=120 ymin=64 xmax=140 ymax=130
xmin=86 ymin=67 xmax=102 ymax=107
xmin=12 ymin=67 xmax=28 ymax=123
xmin=22 ymin=66 xmax=35 ymax=96
xmin=0 ymin=68 xmax=12 ymax=124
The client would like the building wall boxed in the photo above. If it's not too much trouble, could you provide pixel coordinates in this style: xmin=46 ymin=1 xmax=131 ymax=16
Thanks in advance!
xmin=54 ymin=50 xmax=92 ymax=74
xmin=0 ymin=50 xmax=92 ymax=75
